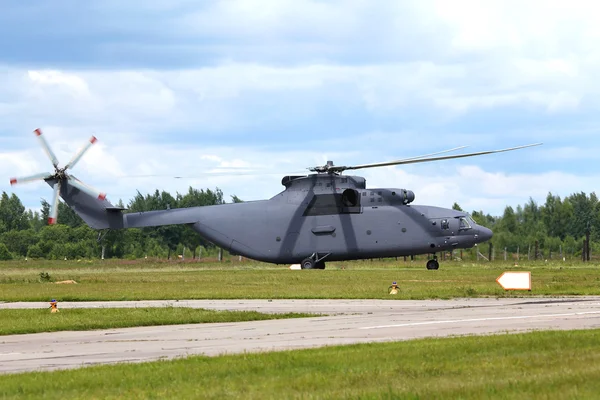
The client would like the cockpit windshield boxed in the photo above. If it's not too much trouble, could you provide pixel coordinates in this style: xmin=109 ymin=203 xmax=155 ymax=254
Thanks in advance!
xmin=459 ymin=216 xmax=472 ymax=230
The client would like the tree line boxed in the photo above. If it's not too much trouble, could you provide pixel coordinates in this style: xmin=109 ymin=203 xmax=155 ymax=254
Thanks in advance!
xmin=0 ymin=188 xmax=597 ymax=261
xmin=454 ymin=191 xmax=599 ymax=260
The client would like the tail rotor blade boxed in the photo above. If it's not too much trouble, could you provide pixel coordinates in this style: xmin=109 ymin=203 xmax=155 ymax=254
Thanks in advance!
xmin=65 ymin=136 xmax=98 ymax=170
xmin=68 ymin=176 xmax=107 ymax=201
xmin=34 ymin=129 xmax=60 ymax=168
xmin=48 ymin=181 xmax=61 ymax=225
xmin=10 ymin=172 xmax=53 ymax=186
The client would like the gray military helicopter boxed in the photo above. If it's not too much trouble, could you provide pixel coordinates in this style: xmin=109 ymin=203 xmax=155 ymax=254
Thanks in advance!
xmin=10 ymin=129 xmax=542 ymax=270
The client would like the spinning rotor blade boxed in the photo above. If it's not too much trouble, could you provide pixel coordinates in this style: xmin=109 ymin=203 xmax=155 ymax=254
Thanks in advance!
xmin=34 ymin=129 xmax=60 ymax=168
xmin=48 ymin=180 xmax=61 ymax=225
xmin=65 ymin=136 xmax=98 ymax=170
xmin=338 ymin=143 xmax=543 ymax=172
xmin=68 ymin=175 xmax=107 ymax=201
xmin=9 ymin=172 xmax=53 ymax=186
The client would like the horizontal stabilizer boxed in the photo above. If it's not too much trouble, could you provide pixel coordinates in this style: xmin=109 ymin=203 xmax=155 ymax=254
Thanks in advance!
xmin=106 ymin=206 xmax=127 ymax=212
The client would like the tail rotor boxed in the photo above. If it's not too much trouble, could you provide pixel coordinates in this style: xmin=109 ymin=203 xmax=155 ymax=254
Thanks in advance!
xmin=9 ymin=129 xmax=108 ymax=225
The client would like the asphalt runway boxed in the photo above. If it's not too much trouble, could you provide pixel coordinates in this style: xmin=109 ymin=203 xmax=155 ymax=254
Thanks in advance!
xmin=2 ymin=297 xmax=600 ymax=374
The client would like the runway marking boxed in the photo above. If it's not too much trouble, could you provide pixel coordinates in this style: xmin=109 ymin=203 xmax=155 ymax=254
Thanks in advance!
xmin=359 ymin=311 xmax=600 ymax=330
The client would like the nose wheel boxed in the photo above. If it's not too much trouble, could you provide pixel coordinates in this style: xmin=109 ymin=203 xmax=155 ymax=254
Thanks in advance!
xmin=426 ymin=256 xmax=439 ymax=270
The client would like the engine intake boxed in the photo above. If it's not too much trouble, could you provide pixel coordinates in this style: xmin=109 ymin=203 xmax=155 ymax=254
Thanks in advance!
xmin=397 ymin=189 xmax=415 ymax=205
xmin=341 ymin=188 xmax=359 ymax=207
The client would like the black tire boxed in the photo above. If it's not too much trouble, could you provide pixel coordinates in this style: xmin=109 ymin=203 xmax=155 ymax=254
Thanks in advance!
xmin=301 ymin=257 xmax=316 ymax=269
xmin=315 ymin=261 xmax=326 ymax=270
xmin=426 ymin=260 xmax=439 ymax=270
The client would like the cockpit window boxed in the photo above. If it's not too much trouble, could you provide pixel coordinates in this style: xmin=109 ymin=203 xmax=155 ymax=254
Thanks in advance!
xmin=441 ymin=219 xmax=449 ymax=230
xmin=459 ymin=217 xmax=472 ymax=230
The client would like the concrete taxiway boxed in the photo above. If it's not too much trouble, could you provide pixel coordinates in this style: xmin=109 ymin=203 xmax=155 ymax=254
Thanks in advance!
xmin=1 ymin=297 xmax=600 ymax=374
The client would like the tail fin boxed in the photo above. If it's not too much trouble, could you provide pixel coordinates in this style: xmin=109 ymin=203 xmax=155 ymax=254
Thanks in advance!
xmin=54 ymin=179 xmax=125 ymax=229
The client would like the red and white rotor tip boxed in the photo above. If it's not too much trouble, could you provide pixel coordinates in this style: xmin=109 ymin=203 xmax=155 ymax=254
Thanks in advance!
xmin=48 ymin=218 xmax=57 ymax=225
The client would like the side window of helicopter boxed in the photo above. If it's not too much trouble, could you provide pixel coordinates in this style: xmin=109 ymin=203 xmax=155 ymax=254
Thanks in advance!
xmin=458 ymin=217 xmax=472 ymax=230
xmin=441 ymin=219 xmax=449 ymax=230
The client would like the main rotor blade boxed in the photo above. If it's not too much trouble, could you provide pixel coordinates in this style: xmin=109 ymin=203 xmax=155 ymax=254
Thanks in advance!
xmin=65 ymin=136 xmax=98 ymax=170
xmin=383 ymin=145 xmax=469 ymax=164
xmin=68 ymin=176 xmax=107 ymax=201
xmin=342 ymin=143 xmax=543 ymax=172
xmin=34 ymin=129 xmax=60 ymax=168
xmin=10 ymin=172 xmax=53 ymax=185
xmin=113 ymin=170 xmax=310 ymax=179
xmin=48 ymin=180 xmax=61 ymax=225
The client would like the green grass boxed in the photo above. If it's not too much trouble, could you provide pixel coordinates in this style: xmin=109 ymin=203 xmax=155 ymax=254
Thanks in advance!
xmin=1 ymin=258 xmax=599 ymax=301
xmin=1 ymin=329 xmax=599 ymax=399
xmin=0 ymin=308 xmax=312 ymax=335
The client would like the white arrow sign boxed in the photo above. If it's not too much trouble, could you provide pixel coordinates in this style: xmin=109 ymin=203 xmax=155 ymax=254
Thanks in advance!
xmin=496 ymin=271 xmax=531 ymax=290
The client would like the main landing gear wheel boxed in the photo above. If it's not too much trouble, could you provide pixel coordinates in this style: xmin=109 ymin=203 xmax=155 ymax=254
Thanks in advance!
xmin=301 ymin=257 xmax=316 ymax=269
xmin=300 ymin=257 xmax=326 ymax=270
xmin=426 ymin=259 xmax=439 ymax=270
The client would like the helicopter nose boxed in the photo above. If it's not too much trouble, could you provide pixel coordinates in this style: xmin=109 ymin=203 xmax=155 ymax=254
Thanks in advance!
xmin=478 ymin=227 xmax=493 ymax=243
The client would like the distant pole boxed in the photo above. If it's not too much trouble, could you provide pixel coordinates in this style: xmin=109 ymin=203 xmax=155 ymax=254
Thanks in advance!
xmin=488 ymin=243 xmax=493 ymax=262
xmin=101 ymin=245 xmax=105 ymax=260
xmin=218 ymin=248 xmax=223 ymax=262
xmin=528 ymin=245 xmax=531 ymax=261
xmin=182 ymin=246 xmax=185 ymax=261
xmin=534 ymin=240 xmax=539 ymax=261
xmin=560 ymin=245 xmax=562 ymax=258
xmin=504 ymin=247 xmax=507 ymax=261
xmin=517 ymin=246 xmax=520 ymax=261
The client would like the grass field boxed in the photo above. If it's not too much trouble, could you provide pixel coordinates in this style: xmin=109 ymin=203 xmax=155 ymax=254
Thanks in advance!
xmin=1 ymin=329 xmax=599 ymax=399
xmin=0 ymin=308 xmax=310 ymax=335
xmin=1 ymin=258 xmax=599 ymax=301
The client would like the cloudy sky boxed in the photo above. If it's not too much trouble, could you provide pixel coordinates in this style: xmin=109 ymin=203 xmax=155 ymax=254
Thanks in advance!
xmin=1 ymin=0 xmax=598 ymax=216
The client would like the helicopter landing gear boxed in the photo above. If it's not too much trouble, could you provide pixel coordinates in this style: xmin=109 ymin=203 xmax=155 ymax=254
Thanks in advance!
xmin=426 ymin=255 xmax=439 ymax=270
xmin=300 ymin=253 xmax=329 ymax=270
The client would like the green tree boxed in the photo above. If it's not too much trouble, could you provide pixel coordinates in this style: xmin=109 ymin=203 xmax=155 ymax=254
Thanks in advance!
xmin=0 ymin=192 xmax=29 ymax=232
xmin=0 ymin=243 xmax=13 ymax=260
